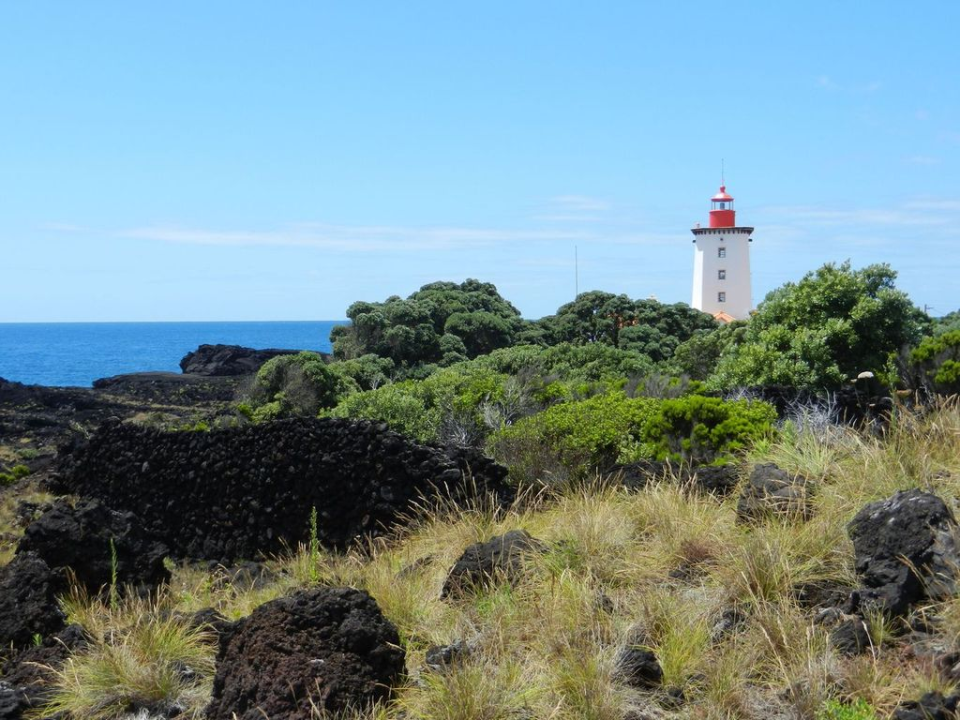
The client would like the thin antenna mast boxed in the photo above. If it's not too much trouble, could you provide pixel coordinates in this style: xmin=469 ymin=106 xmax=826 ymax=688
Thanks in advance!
xmin=575 ymin=245 xmax=579 ymax=298
xmin=721 ymin=158 xmax=725 ymax=186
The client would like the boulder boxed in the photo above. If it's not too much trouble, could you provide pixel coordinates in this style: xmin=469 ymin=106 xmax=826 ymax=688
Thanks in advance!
xmin=0 ymin=624 xmax=89 ymax=719
xmin=615 ymin=647 xmax=663 ymax=689
xmin=848 ymin=489 xmax=960 ymax=616
xmin=829 ymin=618 xmax=871 ymax=656
xmin=607 ymin=461 xmax=740 ymax=497
xmin=736 ymin=463 xmax=811 ymax=523
xmin=179 ymin=344 xmax=302 ymax=376
xmin=17 ymin=497 xmax=170 ymax=595
xmin=424 ymin=641 xmax=470 ymax=673
xmin=441 ymin=530 xmax=544 ymax=599
xmin=206 ymin=587 xmax=404 ymax=720
xmin=0 ymin=552 xmax=67 ymax=650
xmin=891 ymin=691 xmax=960 ymax=720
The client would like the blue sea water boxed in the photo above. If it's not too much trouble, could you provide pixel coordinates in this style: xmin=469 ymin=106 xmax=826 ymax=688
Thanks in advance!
xmin=0 ymin=321 xmax=346 ymax=388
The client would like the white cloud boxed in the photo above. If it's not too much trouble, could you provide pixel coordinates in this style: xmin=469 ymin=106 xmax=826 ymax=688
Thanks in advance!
xmin=118 ymin=223 xmax=589 ymax=252
xmin=534 ymin=194 xmax=613 ymax=222
xmin=904 ymin=155 xmax=941 ymax=166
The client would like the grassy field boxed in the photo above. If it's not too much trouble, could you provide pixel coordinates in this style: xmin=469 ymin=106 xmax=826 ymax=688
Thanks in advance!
xmin=5 ymin=399 xmax=960 ymax=720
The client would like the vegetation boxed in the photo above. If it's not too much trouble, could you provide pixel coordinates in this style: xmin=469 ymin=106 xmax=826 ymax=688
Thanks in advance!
xmin=488 ymin=391 xmax=776 ymax=483
xmin=712 ymin=262 xmax=928 ymax=389
xmin=5 ymin=401 xmax=958 ymax=719
xmin=908 ymin=329 xmax=960 ymax=395
xmin=330 ymin=279 xmax=526 ymax=376
xmin=246 ymin=351 xmax=352 ymax=420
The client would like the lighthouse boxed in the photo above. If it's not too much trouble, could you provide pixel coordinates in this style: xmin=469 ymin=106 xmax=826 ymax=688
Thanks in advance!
xmin=691 ymin=184 xmax=754 ymax=321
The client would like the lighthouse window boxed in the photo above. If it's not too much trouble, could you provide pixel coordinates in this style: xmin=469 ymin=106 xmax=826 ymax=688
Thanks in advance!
xmin=718 ymin=269 xmax=726 ymax=280
xmin=718 ymin=292 xmax=726 ymax=303
xmin=718 ymin=247 xmax=726 ymax=258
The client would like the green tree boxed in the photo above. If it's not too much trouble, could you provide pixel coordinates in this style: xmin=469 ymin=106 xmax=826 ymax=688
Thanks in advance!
xmin=249 ymin=352 xmax=350 ymax=419
xmin=330 ymin=279 xmax=526 ymax=375
xmin=712 ymin=261 xmax=927 ymax=390
xmin=908 ymin=330 xmax=960 ymax=395
xmin=534 ymin=292 xmax=716 ymax=364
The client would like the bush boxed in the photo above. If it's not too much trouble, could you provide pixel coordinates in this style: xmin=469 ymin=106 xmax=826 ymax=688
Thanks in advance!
xmin=247 ymin=352 xmax=351 ymax=418
xmin=488 ymin=392 xmax=775 ymax=483
xmin=629 ymin=395 xmax=777 ymax=465
xmin=816 ymin=698 xmax=878 ymax=720
xmin=712 ymin=262 xmax=927 ymax=390
xmin=329 ymin=365 xmax=511 ymax=444
xmin=908 ymin=330 xmax=960 ymax=395
xmin=0 ymin=464 xmax=31 ymax=486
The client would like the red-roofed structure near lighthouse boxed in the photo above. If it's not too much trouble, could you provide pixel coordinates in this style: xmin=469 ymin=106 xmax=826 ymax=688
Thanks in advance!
xmin=691 ymin=182 xmax=754 ymax=321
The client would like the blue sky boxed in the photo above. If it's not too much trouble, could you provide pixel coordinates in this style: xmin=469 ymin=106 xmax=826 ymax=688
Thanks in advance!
xmin=2 ymin=2 xmax=958 ymax=322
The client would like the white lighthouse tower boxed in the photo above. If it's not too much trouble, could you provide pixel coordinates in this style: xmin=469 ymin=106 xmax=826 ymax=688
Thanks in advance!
xmin=691 ymin=183 xmax=754 ymax=321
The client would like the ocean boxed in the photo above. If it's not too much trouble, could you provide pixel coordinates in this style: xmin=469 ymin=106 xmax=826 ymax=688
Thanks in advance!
xmin=0 ymin=321 xmax=346 ymax=388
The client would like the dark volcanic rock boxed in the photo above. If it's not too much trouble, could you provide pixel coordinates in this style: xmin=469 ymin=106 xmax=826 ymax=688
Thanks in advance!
xmin=55 ymin=417 xmax=512 ymax=563
xmin=794 ymin=580 xmax=855 ymax=611
xmin=179 ymin=344 xmax=302 ymax=376
xmin=441 ymin=530 xmax=544 ymax=599
xmin=0 ymin=624 xmax=89 ymax=719
xmin=615 ymin=647 xmax=663 ymax=689
xmin=0 ymin=552 xmax=67 ymax=650
xmin=424 ymin=641 xmax=470 ymax=672
xmin=736 ymin=463 xmax=811 ymax=523
xmin=206 ymin=587 xmax=405 ymax=720
xmin=17 ymin=497 xmax=170 ymax=595
xmin=830 ymin=618 xmax=871 ymax=656
xmin=891 ymin=691 xmax=960 ymax=720
xmin=848 ymin=489 xmax=960 ymax=616
xmin=607 ymin=461 xmax=740 ymax=497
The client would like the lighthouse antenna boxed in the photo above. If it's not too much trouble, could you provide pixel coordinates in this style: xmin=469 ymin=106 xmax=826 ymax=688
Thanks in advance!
xmin=721 ymin=158 xmax=725 ymax=187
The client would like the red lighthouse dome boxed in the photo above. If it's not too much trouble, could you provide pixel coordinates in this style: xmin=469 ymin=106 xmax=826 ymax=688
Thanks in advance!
xmin=709 ymin=185 xmax=736 ymax=228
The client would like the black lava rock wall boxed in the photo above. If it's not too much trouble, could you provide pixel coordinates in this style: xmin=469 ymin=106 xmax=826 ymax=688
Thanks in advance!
xmin=54 ymin=417 xmax=511 ymax=563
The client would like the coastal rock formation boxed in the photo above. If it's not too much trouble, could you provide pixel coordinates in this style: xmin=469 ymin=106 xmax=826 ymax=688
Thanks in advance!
xmin=736 ymin=463 xmax=811 ymax=523
xmin=179 ymin=344 xmax=303 ymax=376
xmin=17 ymin=497 xmax=171 ymax=595
xmin=55 ymin=417 xmax=512 ymax=562
xmin=441 ymin=529 xmax=544 ymax=599
xmin=206 ymin=587 xmax=404 ymax=719
xmin=0 ymin=552 xmax=67 ymax=650
xmin=848 ymin=489 xmax=960 ymax=615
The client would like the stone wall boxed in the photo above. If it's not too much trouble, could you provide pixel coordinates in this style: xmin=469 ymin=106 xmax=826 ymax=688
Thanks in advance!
xmin=54 ymin=417 xmax=510 ymax=563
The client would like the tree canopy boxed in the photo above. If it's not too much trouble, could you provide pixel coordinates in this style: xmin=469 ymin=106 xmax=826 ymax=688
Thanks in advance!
xmin=330 ymin=279 xmax=526 ymax=375
xmin=712 ymin=261 xmax=928 ymax=389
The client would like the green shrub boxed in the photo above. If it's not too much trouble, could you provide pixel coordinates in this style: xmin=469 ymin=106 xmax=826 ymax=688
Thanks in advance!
xmin=488 ymin=392 xmax=775 ymax=484
xmin=328 ymin=381 xmax=438 ymax=442
xmin=909 ymin=330 xmax=960 ymax=395
xmin=0 ymin=464 xmax=31 ymax=486
xmin=816 ymin=698 xmax=878 ymax=720
xmin=247 ymin=352 xmax=351 ymax=418
xmin=328 ymin=364 xmax=511 ymax=444
xmin=629 ymin=395 xmax=777 ymax=465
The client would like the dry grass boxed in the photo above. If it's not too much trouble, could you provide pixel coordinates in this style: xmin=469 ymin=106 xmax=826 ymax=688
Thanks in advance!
xmin=19 ymin=400 xmax=960 ymax=719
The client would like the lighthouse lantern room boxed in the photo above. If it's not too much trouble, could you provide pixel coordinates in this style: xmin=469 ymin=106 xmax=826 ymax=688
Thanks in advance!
xmin=691 ymin=184 xmax=754 ymax=321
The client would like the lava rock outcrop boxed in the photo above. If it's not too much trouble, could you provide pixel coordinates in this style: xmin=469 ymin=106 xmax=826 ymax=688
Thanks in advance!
xmin=206 ymin=587 xmax=404 ymax=719
xmin=55 ymin=417 xmax=512 ymax=562
xmin=17 ymin=497 xmax=170 ymax=595
xmin=848 ymin=488 xmax=960 ymax=615
xmin=0 ymin=552 xmax=67 ymax=650
xmin=179 ymin=344 xmax=302 ymax=376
